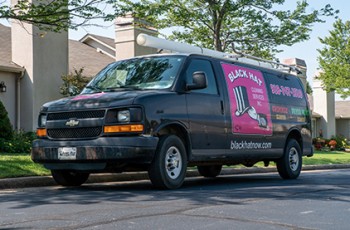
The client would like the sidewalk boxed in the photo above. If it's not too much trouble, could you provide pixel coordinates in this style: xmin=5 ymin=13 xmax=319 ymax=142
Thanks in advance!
xmin=1 ymin=164 xmax=350 ymax=189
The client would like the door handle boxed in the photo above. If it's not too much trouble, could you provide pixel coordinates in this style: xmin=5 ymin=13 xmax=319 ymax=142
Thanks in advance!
xmin=220 ymin=100 xmax=224 ymax=115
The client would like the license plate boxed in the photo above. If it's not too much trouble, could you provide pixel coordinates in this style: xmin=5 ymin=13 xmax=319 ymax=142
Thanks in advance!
xmin=58 ymin=147 xmax=77 ymax=160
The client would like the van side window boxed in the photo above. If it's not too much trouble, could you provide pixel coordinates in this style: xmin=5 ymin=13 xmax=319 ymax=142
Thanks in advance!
xmin=186 ymin=59 xmax=218 ymax=95
xmin=264 ymin=73 xmax=306 ymax=107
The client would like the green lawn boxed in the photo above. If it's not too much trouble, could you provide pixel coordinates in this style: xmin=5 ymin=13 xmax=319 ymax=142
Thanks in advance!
xmin=303 ymin=151 xmax=350 ymax=165
xmin=0 ymin=153 xmax=49 ymax=179
xmin=1 ymin=150 xmax=350 ymax=179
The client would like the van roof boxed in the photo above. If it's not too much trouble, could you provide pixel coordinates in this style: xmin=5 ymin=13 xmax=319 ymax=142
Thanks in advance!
xmin=131 ymin=52 xmax=301 ymax=76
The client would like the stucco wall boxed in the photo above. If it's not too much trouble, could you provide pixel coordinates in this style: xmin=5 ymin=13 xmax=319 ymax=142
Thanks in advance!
xmin=312 ymin=78 xmax=336 ymax=139
xmin=336 ymin=119 xmax=350 ymax=139
xmin=11 ymin=19 xmax=68 ymax=131
xmin=32 ymin=28 xmax=68 ymax=127
xmin=115 ymin=17 xmax=158 ymax=61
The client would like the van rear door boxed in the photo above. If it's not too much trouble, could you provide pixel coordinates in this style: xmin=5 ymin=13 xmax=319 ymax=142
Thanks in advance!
xmin=264 ymin=72 xmax=312 ymax=155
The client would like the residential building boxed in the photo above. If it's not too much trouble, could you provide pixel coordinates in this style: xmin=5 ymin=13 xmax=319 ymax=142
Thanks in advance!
xmin=0 ymin=13 xmax=156 ymax=131
xmin=311 ymin=74 xmax=350 ymax=140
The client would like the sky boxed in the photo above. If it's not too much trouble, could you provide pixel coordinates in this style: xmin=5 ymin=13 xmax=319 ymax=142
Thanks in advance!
xmin=273 ymin=0 xmax=350 ymax=100
xmin=2 ymin=0 xmax=350 ymax=98
xmin=275 ymin=1 xmax=350 ymax=87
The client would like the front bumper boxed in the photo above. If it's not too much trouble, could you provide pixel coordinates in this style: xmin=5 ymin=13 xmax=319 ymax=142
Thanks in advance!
xmin=31 ymin=136 xmax=158 ymax=170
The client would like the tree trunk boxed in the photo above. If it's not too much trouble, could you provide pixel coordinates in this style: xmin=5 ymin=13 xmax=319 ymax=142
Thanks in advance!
xmin=210 ymin=0 xmax=229 ymax=52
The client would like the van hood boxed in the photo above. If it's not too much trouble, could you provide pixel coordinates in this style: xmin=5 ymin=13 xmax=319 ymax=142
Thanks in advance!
xmin=42 ymin=91 xmax=153 ymax=112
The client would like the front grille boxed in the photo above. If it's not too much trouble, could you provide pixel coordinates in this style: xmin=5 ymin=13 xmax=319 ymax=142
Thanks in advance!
xmin=47 ymin=127 xmax=102 ymax=139
xmin=47 ymin=110 xmax=105 ymax=120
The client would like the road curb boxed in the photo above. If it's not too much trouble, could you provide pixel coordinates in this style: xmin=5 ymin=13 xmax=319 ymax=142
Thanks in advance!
xmin=1 ymin=164 xmax=350 ymax=189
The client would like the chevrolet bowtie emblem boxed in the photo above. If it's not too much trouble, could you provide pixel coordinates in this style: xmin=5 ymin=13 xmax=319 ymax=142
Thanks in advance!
xmin=65 ymin=119 xmax=79 ymax=127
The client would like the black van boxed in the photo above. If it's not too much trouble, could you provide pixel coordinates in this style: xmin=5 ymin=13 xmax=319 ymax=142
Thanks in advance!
xmin=32 ymin=53 xmax=313 ymax=189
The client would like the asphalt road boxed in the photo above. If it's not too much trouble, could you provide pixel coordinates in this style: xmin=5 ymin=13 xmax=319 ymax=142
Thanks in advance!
xmin=1 ymin=169 xmax=349 ymax=230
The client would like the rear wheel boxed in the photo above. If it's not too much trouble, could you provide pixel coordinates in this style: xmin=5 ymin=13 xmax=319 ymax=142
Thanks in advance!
xmin=277 ymin=139 xmax=302 ymax=179
xmin=197 ymin=165 xmax=222 ymax=178
xmin=51 ymin=170 xmax=90 ymax=186
xmin=148 ymin=135 xmax=187 ymax=189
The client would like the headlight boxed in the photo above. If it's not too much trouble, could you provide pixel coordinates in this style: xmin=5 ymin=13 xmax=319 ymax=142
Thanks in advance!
xmin=117 ymin=110 xmax=130 ymax=123
xmin=105 ymin=108 xmax=142 ymax=124
xmin=104 ymin=108 xmax=143 ymax=134
xmin=39 ymin=114 xmax=47 ymax=127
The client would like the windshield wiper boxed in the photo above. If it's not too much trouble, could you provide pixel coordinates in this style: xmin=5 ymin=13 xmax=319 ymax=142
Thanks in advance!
xmin=105 ymin=85 xmax=142 ymax=91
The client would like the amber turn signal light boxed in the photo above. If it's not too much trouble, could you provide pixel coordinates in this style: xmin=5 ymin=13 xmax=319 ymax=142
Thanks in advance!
xmin=104 ymin=124 xmax=144 ymax=133
xmin=36 ymin=128 xmax=47 ymax=137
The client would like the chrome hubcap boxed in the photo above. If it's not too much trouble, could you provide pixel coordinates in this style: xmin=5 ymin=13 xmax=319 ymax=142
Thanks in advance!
xmin=165 ymin=146 xmax=182 ymax=179
xmin=289 ymin=147 xmax=299 ymax=171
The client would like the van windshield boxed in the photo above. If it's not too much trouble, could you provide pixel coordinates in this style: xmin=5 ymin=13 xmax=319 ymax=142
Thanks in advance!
xmin=82 ymin=56 xmax=185 ymax=93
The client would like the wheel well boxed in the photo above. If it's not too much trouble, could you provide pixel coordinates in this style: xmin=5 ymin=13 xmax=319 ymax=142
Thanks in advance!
xmin=286 ymin=129 xmax=303 ymax=151
xmin=157 ymin=124 xmax=191 ymax=159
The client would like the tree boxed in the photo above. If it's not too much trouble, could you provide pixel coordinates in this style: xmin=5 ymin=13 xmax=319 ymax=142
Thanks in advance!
xmin=306 ymin=81 xmax=313 ymax=95
xmin=317 ymin=19 xmax=350 ymax=99
xmin=115 ymin=0 xmax=337 ymax=58
xmin=0 ymin=99 xmax=13 ymax=140
xmin=0 ymin=0 xmax=115 ymax=32
xmin=60 ymin=68 xmax=91 ymax=97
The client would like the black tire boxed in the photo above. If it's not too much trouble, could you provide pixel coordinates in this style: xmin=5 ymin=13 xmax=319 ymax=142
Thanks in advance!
xmin=197 ymin=165 xmax=222 ymax=178
xmin=277 ymin=139 xmax=302 ymax=179
xmin=148 ymin=135 xmax=187 ymax=189
xmin=51 ymin=170 xmax=90 ymax=186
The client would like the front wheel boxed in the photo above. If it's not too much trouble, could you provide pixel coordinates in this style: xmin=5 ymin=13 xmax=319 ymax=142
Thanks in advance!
xmin=51 ymin=170 xmax=90 ymax=186
xmin=148 ymin=135 xmax=187 ymax=189
xmin=277 ymin=139 xmax=302 ymax=179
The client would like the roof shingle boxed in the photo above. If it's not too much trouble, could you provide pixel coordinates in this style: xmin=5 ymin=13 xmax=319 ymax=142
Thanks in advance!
xmin=81 ymin=33 xmax=115 ymax=49
xmin=0 ymin=23 xmax=114 ymax=76
xmin=69 ymin=40 xmax=114 ymax=77
xmin=335 ymin=101 xmax=350 ymax=119
xmin=0 ymin=24 xmax=22 ymax=71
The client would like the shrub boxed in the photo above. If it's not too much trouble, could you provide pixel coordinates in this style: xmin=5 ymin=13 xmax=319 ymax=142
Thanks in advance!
xmin=0 ymin=99 xmax=13 ymax=140
xmin=0 ymin=100 xmax=36 ymax=153
xmin=60 ymin=68 xmax=91 ymax=97
xmin=330 ymin=135 xmax=347 ymax=150
xmin=328 ymin=140 xmax=337 ymax=146
xmin=328 ymin=139 xmax=337 ymax=150
xmin=0 ymin=131 xmax=36 ymax=153
xmin=313 ymin=137 xmax=326 ymax=150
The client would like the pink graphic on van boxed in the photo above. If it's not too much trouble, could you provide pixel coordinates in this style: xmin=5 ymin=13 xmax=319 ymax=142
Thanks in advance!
xmin=72 ymin=92 xmax=105 ymax=101
xmin=221 ymin=63 xmax=272 ymax=135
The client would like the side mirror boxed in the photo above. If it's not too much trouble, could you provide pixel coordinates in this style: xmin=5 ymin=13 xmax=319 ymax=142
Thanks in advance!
xmin=186 ymin=71 xmax=208 ymax=90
